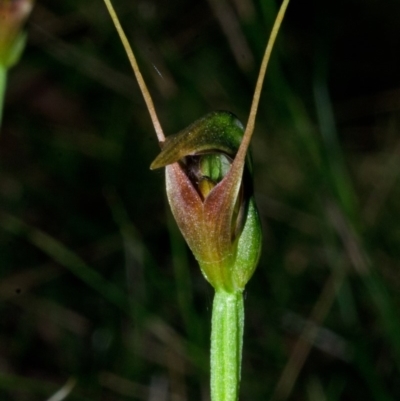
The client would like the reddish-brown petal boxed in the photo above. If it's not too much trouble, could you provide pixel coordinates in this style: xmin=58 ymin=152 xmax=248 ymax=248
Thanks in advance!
xmin=203 ymin=149 xmax=246 ymax=289
xmin=165 ymin=163 xmax=206 ymax=256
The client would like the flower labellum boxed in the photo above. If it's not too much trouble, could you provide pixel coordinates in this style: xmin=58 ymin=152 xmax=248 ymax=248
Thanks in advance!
xmin=151 ymin=111 xmax=262 ymax=292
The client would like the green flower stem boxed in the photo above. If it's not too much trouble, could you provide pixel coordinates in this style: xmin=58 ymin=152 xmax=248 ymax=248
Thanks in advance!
xmin=211 ymin=290 xmax=244 ymax=401
xmin=0 ymin=65 xmax=7 ymax=129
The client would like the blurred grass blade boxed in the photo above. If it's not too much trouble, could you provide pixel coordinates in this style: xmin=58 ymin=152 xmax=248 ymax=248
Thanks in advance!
xmin=314 ymin=65 xmax=400 ymax=373
xmin=0 ymin=65 xmax=6 ymax=127
xmin=0 ymin=373 xmax=90 ymax=401
xmin=0 ymin=212 xmax=132 ymax=316
xmin=46 ymin=378 xmax=77 ymax=401
xmin=313 ymin=76 xmax=358 ymax=223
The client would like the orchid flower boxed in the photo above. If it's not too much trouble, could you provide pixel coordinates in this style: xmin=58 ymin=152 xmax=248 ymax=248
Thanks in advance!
xmin=101 ymin=0 xmax=290 ymax=399
xmin=151 ymin=111 xmax=262 ymax=292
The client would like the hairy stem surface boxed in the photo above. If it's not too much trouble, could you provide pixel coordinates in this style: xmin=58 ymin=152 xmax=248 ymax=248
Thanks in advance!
xmin=211 ymin=290 xmax=244 ymax=401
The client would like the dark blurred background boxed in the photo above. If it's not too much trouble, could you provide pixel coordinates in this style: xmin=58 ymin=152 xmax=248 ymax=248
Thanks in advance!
xmin=1 ymin=0 xmax=400 ymax=400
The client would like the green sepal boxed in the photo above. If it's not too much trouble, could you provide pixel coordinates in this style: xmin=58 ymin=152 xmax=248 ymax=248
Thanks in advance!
xmin=232 ymin=196 xmax=262 ymax=289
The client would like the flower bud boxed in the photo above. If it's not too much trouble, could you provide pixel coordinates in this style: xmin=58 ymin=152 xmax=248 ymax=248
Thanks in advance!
xmin=151 ymin=111 xmax=262 ymax=292
xmin=0 ymin=0 xmax=34 ymax=68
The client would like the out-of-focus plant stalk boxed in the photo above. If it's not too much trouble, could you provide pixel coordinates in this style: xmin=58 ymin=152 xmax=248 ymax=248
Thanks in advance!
xmin=0 ymin=0 xmax=34 ymax=128
xmin=0 ymin=65 xmax=6 ymax=125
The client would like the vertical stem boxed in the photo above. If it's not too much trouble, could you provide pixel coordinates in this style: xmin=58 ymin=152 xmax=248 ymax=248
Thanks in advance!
xmin=211 ymin=290 xmax=244 ymax=401
xmin=0 ymin=65 xmax=7 ymax=129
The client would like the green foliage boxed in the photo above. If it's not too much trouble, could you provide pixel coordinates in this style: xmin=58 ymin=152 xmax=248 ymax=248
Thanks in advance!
xmin=1 ymin=0 xmax=400 ymax=400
